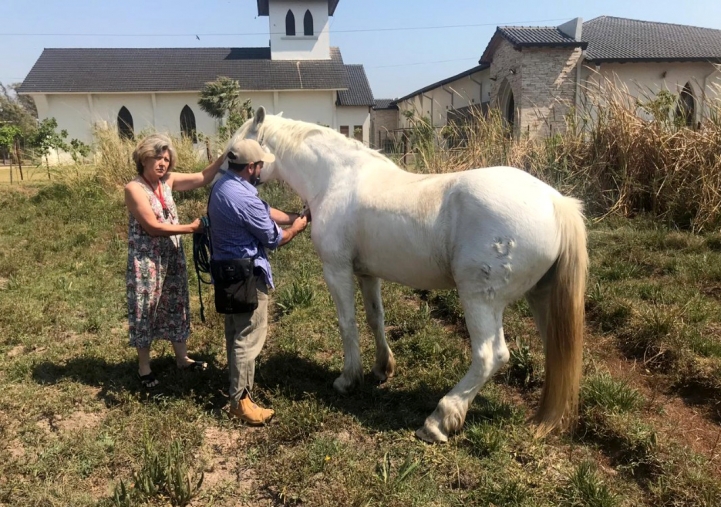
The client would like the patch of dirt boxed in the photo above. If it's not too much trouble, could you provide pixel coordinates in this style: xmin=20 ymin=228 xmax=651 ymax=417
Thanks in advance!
xmin=8 ymin=439 xmax=25 ymax=459
xmin=33 ymin=410 xmax=104 ymax=435
xmin=587 ymin=333 xmax=721 ymax=476
xmin=6 ymin=345 xmax=25 ymax=358
xmin=54 ymin=410 xmax=104 ymax=432
xmin=199 ymin=425 xmax=255 ymax=492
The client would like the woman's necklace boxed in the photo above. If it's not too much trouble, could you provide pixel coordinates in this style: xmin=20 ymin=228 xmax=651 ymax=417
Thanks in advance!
xmin=141 ymin=175 xmax=170 ymax=219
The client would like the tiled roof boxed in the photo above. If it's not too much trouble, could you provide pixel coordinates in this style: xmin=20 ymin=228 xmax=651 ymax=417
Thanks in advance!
xmin=257 ymin=0 xmax=339 ymax=16
xmin=497 ymin=26 xmax=587 ymax=48
xmin=17 ymin=47 xmax=350 ymax=94
xmin=373 ymin=99 xmax=397 ymax=110
xmin=336 ymin=64 xmax=374 ymax=106
xmin=583 ymin=16 xmax=721 ymax=62
xmin=391 ymin=64 xmax=489 ymax=104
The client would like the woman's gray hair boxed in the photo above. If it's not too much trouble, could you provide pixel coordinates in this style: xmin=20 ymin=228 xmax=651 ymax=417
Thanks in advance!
xmin=132 ymin=134 xmax=177 ymax=175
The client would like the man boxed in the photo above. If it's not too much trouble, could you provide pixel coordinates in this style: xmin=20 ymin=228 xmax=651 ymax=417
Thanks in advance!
xmin=208 ymin=138 xmax=309 ymax=425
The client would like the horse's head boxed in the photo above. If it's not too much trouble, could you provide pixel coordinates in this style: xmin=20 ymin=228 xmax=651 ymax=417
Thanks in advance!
xmin=227 ymin=106 xmax=280 ymax=184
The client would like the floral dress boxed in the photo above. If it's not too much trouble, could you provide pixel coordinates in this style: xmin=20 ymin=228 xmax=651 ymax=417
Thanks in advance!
xmin=126 ymin=177 xmax=190 ymax=348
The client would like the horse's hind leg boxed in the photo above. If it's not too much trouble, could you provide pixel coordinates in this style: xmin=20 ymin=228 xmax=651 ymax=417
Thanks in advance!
xmin=323 ymin=264 xmax=363 ymax=393
xmin=357 ymin=275 xmax=396 ymax=382
xmin=525 ymin=270 xmax=553 ymax=348
xmin=416 ymin=293 xmax=508 ymax=443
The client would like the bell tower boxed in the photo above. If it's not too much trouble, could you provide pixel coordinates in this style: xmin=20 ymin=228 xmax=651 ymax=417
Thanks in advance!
xmin=257 ymin=0 xmax=339 ymax=60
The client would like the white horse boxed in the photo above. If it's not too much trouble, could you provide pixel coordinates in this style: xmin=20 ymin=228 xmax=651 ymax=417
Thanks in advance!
xmin=231 ymin=107 xmax=588 ymax=443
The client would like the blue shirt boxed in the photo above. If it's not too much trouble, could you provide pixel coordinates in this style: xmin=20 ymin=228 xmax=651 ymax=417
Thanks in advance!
xmin=208 ymin=172 xmax=282 ymax=288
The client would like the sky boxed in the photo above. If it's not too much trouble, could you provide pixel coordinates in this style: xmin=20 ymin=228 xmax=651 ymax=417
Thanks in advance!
xmin=2 ymin=0 xmax=721 ymax=100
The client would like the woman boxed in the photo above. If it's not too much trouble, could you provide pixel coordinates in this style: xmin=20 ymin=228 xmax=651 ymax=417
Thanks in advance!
xmin=125 ymin=133 xmax=225 ymax=388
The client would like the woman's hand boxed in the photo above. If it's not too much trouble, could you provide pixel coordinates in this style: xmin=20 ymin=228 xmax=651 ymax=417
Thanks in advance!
xmin=189 ymin=218 xmax=203 ymax=233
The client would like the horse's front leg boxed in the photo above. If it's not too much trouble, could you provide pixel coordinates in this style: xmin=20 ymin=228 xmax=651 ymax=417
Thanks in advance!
xmin=323 ymin=264 xmax=363 ymax=393
xmin=357 ymin=275 xmax=396 ymax=382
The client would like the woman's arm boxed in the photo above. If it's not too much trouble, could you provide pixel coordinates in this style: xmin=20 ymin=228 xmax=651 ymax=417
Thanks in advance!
xmin=167 ymin=153 xmax=226 ymax=192
xmin=125 ymin=182 xmax=201 ymax=237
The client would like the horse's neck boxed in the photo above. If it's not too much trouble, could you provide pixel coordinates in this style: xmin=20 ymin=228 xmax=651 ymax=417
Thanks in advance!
xmin=275 ymin=135 xmax=399 ymax=205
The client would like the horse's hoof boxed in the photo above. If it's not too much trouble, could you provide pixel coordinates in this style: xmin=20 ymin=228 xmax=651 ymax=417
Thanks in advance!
xmin=371 ymin=364 xmax=393 ymax=383
xmin=333 ymin=374 xmax=360 ymax=393
xmin=415 ymin=425 xmax=448 ymax=444
xmin=372 ymin=354 xmax=396 ymax=382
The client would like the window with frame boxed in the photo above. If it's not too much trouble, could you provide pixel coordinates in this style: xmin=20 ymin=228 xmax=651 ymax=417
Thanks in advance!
xmin=304 ymin=10 xmax=313 ymax=36
xmin=340 ymin=126 xmax=349 ymax=137
xmin=353 ymin=125 xmax=363 ymax=141
xmin=117 ymin=106 xmax=134 ymax=140
xmin=180 ymin=105 xmax=197 ymax=142
xmin=285 ymin=10 xmax=296 ymax=36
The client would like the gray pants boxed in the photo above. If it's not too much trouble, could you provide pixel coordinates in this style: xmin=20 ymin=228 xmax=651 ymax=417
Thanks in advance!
xmin=224 ymin=279 xmax=269 ymax=407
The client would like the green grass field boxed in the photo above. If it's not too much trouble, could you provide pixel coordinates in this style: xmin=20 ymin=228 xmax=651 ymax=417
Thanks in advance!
xmin=0 ymin=174 xmax=719 ymax=506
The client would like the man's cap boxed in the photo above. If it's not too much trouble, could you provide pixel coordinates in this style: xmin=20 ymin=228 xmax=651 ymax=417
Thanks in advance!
xmin=227 ymin=139 xmax=276 ymax=165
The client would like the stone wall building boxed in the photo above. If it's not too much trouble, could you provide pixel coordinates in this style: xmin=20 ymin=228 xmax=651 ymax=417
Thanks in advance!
xmin=393 ymin=16 xmax=721 ymax=140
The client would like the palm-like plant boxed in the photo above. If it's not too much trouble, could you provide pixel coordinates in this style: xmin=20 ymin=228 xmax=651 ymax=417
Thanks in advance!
xmin=198 ymin=76 xmax=242 ymax=119
xmin=198 ymin=77 xmax=254 ymax=141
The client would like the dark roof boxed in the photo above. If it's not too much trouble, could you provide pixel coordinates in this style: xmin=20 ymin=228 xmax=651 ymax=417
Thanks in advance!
xmin=498 ymin=26 xmax=587 ymax=48
xmin=336 ymin=64 xmax=374 ymax=106
xmin=391 ymin=64 xmax=489 ymax=104
xmin=583 ymin=16 xmax=721 ymax=63
xmin=257 ymin=0 xmax=339 ymax=16
xmin=18 ymin=47 xmax=350 ymax=94
xmin=373 ymin=99 xmax=397 ymax=110
xmin=480 ymin=26 xmax=587 ymax=63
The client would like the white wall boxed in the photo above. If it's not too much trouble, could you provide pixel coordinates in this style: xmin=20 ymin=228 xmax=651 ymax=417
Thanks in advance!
xmin=92 ymin=94 xmax=155 ymax=138
xmin=268 ymin=0 xmax=331 ymax=60
xmin=395 ymin=68 xmax=491 ymax=128
xmin=336 ymin=106 xmax=371 ymax=144
xmin=276 ymin=90 xmax=335 ymax=126
xmin=154 ymin=93 xmax=215 ymax=136
xmin=583 ymin=62 xmax=721 ymax=123
xmin=30 ymin=89 xmax=352 ymax=162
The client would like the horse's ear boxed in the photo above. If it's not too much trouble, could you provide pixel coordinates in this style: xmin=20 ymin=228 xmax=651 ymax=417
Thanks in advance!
xmin=252 ymin=107 xmax=266 ymax=132
xmin=277 ymin=111 xmax=284 ymax=117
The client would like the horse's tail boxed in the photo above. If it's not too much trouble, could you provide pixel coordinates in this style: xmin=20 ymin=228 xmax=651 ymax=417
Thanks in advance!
xmin=533 ymin=195 xmax=588 ymax=437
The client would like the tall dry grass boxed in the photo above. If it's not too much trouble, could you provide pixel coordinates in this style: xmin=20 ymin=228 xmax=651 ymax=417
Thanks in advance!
xmin=94 ymin=127 xmax=207 ymax=189
xmin=413 ymin=81 xmax=721 ymax=231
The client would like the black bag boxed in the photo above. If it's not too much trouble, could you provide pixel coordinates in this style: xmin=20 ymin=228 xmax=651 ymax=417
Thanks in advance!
xmin=210 ymin=258 xmax=259 ymax=314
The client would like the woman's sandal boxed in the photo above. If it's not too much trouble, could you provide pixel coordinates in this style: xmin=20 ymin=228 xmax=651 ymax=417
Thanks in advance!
xmin=179 ymin=360 xmax=208 ymax=372
xmin=138 ymin=372 xmax=160 ymax=388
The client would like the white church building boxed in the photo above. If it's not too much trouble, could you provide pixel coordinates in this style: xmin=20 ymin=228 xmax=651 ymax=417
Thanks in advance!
xmin=18 ymin=0 xmax=374 ymax=149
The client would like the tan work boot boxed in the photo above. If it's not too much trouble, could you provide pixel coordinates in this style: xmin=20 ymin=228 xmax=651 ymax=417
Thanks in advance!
xmin=228 ymin=395 xmax=274 ymax=426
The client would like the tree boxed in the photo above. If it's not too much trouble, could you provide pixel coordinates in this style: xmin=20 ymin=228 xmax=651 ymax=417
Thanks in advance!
xmin=31 ymin=118 xmax=69 ymax=179
xmin=0 ymin=124 xmax=22 ymax=182
xmin=0 ymin=124 xmax=20 ymax=161
xmin=198 ymin=77 xmax=253 ymax=141
xmin=0 ymin=82 xmax=37 ymax=136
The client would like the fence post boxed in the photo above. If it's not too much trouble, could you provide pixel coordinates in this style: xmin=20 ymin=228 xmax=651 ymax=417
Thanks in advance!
xmin=14 ymin=137 xmax=23 ymax=181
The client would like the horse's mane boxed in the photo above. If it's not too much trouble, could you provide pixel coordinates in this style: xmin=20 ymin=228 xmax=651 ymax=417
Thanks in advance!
xmin=241 ymin=114 xmax=392 ymax=164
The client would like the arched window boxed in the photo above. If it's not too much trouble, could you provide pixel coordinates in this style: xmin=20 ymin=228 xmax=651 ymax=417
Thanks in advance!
xmin=285 ymin=10 xmax=295 ymax=36
xmin=117 ymin=106 xmax=134 ymax=140
xmin=304 ymin=10 xmax=314 ymax=36
xmin=676 ymin=82 xmax=695 ymax=128
xmin=497 ymin=78 xmax=515 ymax=136
xmin=180 ymin=105 xmax=197 ymax=142
xmin=506 ymin=93 xmax=515 ymax=128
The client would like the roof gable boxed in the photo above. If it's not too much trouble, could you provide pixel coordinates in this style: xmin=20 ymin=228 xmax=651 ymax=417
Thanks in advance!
xmin=480 ymin=26 xmax=587 ymax=63
xmin=18 ymin=47 xmax=351 ymax=94
xmin=257 ymin=0 xmax=339 ymax=16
